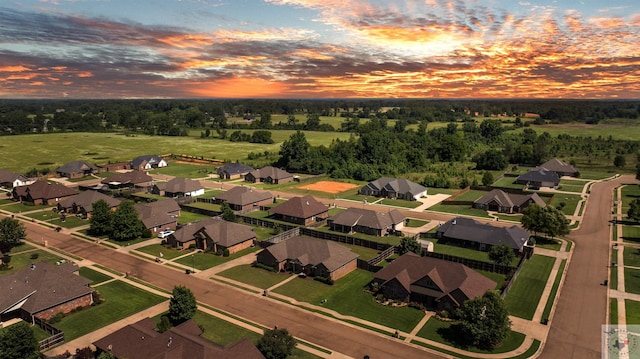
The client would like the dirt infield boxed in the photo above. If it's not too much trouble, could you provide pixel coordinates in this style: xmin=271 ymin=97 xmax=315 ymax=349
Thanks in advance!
xmin=297 ymin=180 xmax=359 ymax=194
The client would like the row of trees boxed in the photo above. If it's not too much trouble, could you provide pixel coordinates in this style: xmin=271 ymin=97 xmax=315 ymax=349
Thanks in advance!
xmin=89 ymin=200 xmax=147 ymax=241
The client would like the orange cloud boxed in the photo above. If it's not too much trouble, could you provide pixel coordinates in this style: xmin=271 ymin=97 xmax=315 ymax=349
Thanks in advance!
xmin=189 ymin=77 xmax=290 ymax=98
xmin=0 ymin=65 xmax=30 ymax=72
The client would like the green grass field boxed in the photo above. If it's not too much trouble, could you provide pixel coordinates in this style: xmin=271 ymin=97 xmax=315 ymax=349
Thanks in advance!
xmin=623 ymin=226 xmax=640 ymax=244
xmin=136 ymin=243 xmax=190 ymax=260
xmin=624 ymin=268 xmax=640 ymax=295
xmin=626 ymin=300 xmax=640 ymax=324
xmin=549 ymin=193 xmax=583 ymax=216
xmin=492 ymin=177 xmax=523 ymax=190
xmin=79 ymin=266 xmax=114 ymax=285
xmin=610 ymin=299 xmax=618 ymax=325
xmin=217 ymin=264 xmax=291 ymax=289
xmin=174 ymin=246 xmax=258 ymax=270
xmin=504 ymin=254 xmax=555 ymax=320
xmin=427 ymin=204 xmax=493 ymax=218
xmin=624 ymin=246 xmax=640 ymax=268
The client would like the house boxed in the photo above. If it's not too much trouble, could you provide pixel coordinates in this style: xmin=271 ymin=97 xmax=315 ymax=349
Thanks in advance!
xmin=0 ymin=261 xmax=93 ymax=322
xmin=372 ymin=252 xmax=496 ymax=310
xmin=269 ymin=195 xmax=328 ymax=225
xmin=135 ymin=199 xmax=180 ymax=233
xmin=436 ymin=217 xmax=530 ymax=252
xmin=257 ymin=236 xmax=358 ymax=280
xmin=537 ymin=158 xmax=579 ymax=177
xmin=359 ymin=177 xmax=427 ymax=201
xmin=473 ymin=189 xmax=546 ymax=214
xmin=217 ymin=162 xmax=255 ymax=180
xmin=515 ymin=169 xmax=560 ymax=189
xmin=130 ymin=155 xmax=168 ymax=171
xmin=0 ymin=169 xmax=33 ymax=188
xmin=93 ymin=318 xmax=264 ymax=359
xmin=12 ymin=180 xmax=78 ymax=205
xmin=152 ymin=177 xmax=205 ymax=197
xmin=101 ymin=171 xmax=153 ymax=190
xmin=56 ymin=160 xmax=99 ymax=179
xmin=327 ymin=207 xmax=405 ymax=236
xmin=245 ymin=166 xmax=293 ymax=184
xmin=56 ymin=190 xmax=122 ymax=218
xmin=215 ymin=186 xmax=273 ymax=211
xmin=167 ymin=217 xmax=256 ymax=253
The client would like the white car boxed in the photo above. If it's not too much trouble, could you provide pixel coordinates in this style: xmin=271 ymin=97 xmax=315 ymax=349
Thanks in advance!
xmin=158 ymin=230 xmax=175 ymax=238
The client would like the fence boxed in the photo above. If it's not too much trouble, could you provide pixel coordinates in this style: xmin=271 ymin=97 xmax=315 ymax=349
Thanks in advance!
xmin=299 ymin=227 xmax=394 ymax=252
xmin=357 ymin=246 xmax=397 ymax=272
xmin=33 ymin=316 xmax=64 ymax=351
xmin=260 ymin=228 xmax=301 ymax=247
xmin=501 ymin=255 xmax=528 ymax=298
xmin=237 ymin=215 xmax=299 ymax=232
xmin=422 ymin=251 xmax=516 ymax=275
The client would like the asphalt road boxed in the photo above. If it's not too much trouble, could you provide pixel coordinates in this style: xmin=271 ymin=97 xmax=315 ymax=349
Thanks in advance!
xmin=540 ymin=175 xmax=638 ymax=359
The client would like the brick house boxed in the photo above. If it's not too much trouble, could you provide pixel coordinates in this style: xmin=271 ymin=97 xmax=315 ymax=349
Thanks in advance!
xmin=12 ymin=180 xmax=78 ymax=205
xmin=268 ymin=195 xmax=329 ymax=225
xmin=217 ymin=162 xmax=255 ymax=180
xmin=359 ymin=177 xmax=427 ymax=201
xmin=537 ymin=158 xmax=579 ymax=177
xmin=245 ymin=166 xmax=293 ymax=184
xmin=215 ymin=186 xmax=273 ymax=211
xmin=515 ymin=169 xmax=560 ymax=189
xmin=327 ymin=207 xmax=405 ymax=236
xmin=134 ymin=199 xmax=180 ymax=233
xmin=130 ymin=155 xmax=167 ymax=171
xmin=56 ymin=190 xmax=122 ymax=218
xmin=101 ymin=171 xmax=153 ymax=191
xmin=436 ymin=217 xmax=530 ymax=252
xmin=473 ymin=189 xmax=546 ymax=214
xmin=0 ymin=169 xmax=33 ymax=188
xmin=167 ymin=217 xmax=256 ymax=254
xmin=56 ymin=160 xmax=98 ymax=179
xmin=152 ymin=177 xmax=205 ymax=197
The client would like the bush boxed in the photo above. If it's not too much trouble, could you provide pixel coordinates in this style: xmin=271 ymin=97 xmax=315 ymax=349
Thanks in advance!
xmin=313 ymin=276 xmax=334 ymax=285
xmin=49 ymin=312 xmax=65 ymax=324
xmin=222 ymin=248 xmax=230 ymax=257
xmin=142 ymin=228 xmax=153 ymax=238
xmin=30 ymin=253 xmax=39 ymax=260
xmin=252 ymin=261 xmax=277 ymax=272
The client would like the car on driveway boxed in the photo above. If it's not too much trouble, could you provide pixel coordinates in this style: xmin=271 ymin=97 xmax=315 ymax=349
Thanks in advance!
xmin=158 ymin=230 xmax=175 ymax=238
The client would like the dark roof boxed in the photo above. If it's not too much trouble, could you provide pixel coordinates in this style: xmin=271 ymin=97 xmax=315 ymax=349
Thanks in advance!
xmin=537 ymin=158 xmax=578 ymax=175
xmin=0 ymin=261 xmax=92 ymax=315
xmin=362 ymin=177 xmax=427 ymax=197
xmin=163 ymin=177 xmax=203 ymax=193
xmin=56 ymin=160 xmax=98 ymax=175
xmin=216 ymin=186 xmax=272 ymax=206
xmin=436 ymin=217 xmax=530 ymax=250
xmin=516 ymin=170 xmax=560 ymax=185
xmin=171 ymin=217 xmax=256 ymax=247
xmin=262 ymin=236 xmax=358 ymax=272
xmin=248 ymin=166 xmax=292 ymax=180
xmin=131 ymin=155 xmax=165 ymax=168
xmin=135 ymin=199 xmax=180 ymax=229
xmin=474 ymin=189 xmax=546 ymax=208
xmin=328 ymin=207 xmax=405 ymax=230
xmin=14 ymin=180 xmax=78 ymax=200
xmin=57 ymin=190 xmax=122 ymax=212
xmin=217 ymin=163 xmax=255 ymax=176
xmin=101 ymin=171 xmax=153 ymax=185
xmin=0 ymin=169 xmax=28 ymax=184
xmin=93 ymin=318 xmax=265 ymax=359
xmin=270 ymin=195 xmax=328 ymax=219
xmin=374 ymin=252 xmax=496 ymax=307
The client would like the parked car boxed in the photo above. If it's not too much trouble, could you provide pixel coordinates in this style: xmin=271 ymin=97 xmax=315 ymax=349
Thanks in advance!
xmin=158 ymin=230 xmax=175 ymax=238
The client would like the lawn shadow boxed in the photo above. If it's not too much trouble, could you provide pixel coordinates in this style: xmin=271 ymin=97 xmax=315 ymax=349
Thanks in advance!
xmin=622 ymin=237 xmax=640 ymax=243
xmin=437 ymin=323 xmax=470 ymax=350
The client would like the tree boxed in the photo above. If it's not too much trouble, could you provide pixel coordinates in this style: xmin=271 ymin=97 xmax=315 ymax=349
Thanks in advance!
xmin=398 ymin=236 xmax=421 ymax=255
xmin=0 ymin=217 xmax=26 ymax=253
xmin=0 ymin=321 xmax=39 ymax=359
xmin=89 ymin=199 xmax=113 ymax=236
xmin=157 ymin=315 xmax=172 ymax=333
xmin=110 ymin=200 xmax=144 ymax=241
xmin=473 ymin=150 xmax=508 ymax=170
xmin=482 ymin=171 xmax=494 ymax=186
xmin=277 ymin=130 xmax=310 ymax=171
xmin=257 ymin=328 xmax=296 ymax=359
xmin=455 ymin=290 xmax=511 ymax=350
xmin=628 ymin=199 xmax=640 ymax=222
xmin=488 ymin=244 xmax=515 ymax=266
xmin=614 ymin=155 xmax=626 ymax=168
xmin=220 ymin=202 xmax=236 ymax=222
xmin=168 ymin=285 xmax=197 ymax=326
xmin=521 ymin=204 xmax=569 ymax=239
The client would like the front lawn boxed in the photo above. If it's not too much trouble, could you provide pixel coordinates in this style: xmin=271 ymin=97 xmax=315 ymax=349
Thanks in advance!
xmin=55 ymin=281 xmax=166 ymax=340
xmin=623 ymin=226 xmax=640 ymax=244
xmin=532 ymin=236 xmax=562 ymax=251
xmin=217 ymin=264 xmax=291 ymax=289
xmin=624 ymin=246 xmax=640 ymax=268
xmin=378 ymin=198 xmax=422 ymax=209
xmin=624 ymin=268 xmax=640 ymax=295
xmin=174 ymin=246 xmax=258 ymax=270
xmin=558 ymin=179 xmax=586 ymax=193
xmin=273 ymin=269 xmax=425 ymax=333
xmin=504 ymin=254 xmax=555 ymax=320
xmin=626 ymin=300 xmax=640 ymax=324
xmin=2 ymin=202 xmax=54 ymax=213
xmin=49 ymin=215 xmax=87 ymax=228
xmin=492 ymin=177 xmax=524 ymax=190
xmin=136 ymin=243 xmax=189 ymax=260
xmin=79 ymin=266 xmax=114 ymax=285
xmin=549 ymin=193 xmax=582 ymax=216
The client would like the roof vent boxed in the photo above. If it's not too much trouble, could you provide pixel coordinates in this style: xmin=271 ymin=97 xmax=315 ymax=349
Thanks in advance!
xmin=30 ymin=263 xmax=36 ymax=270
xmin=167 ymin=337 xmax=173 ymax=347
xmin=306 ymin=201 xmax=309 ymax=205
xmin=452 ymin=219 xmax=456 ymax=225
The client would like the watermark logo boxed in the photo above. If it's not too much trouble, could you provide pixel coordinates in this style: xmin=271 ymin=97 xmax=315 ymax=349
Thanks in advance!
xmin=602 ymin=325 xmax=640 ymax=359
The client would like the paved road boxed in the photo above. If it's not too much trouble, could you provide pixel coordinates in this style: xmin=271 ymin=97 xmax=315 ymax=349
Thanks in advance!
xmin=14 ymin=217 xmax=444 ymax=359
xmin=539 ymin=175 xmax=638 ymax=359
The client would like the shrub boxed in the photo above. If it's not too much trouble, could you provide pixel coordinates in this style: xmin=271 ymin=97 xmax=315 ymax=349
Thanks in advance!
xmin=313 ymin=276 xmax=334 ymax=285
xmin=49 ymin=312 xmax=65 ymax=324
xmin=222 ymin=248 xmax=230 ymax=257
xmin=30 ymin=253 xmax=39 ymax=260
xmin=142 ymin=228 xmax=153 ymax=238
xmin=252 ymin=261 xmax=277 ymax=272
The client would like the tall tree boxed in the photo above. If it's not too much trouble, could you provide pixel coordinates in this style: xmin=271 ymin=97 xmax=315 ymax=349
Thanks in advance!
xmin=0 ymin=217 xmax=26 ymax=253
xmin=89 ymin=199 xmax=113 ymax=236
xmin=455 ymin=290 xmax=511 ymax=350
xmin=0 ymin=321 xmax=39 ymax=359
xmin=488 ymin=244 xmax=515 ymax=266
xmin=257 ymin=328 xmax=296 ymax=359
xmin=277 ymin=130 xmax=310 ymax=171
xmin=482 ymin=171 xmax=494 ymax=186
xmin=398 ymin=236 xmax=421 ymax=255
xmin=110 ymin=200 xmax=143 ymax=241
xmin=614 ymin=155 xmax=626 ymax=168
xmin=521 ymin=204 xmax=569 ymax=239
xmin=220 ymin=202 xmax=236 ymax=222
xmin=520 ymin=204 xmax=545 ymax=237
xmin=168 ymin=285 xmax=197 ymax=326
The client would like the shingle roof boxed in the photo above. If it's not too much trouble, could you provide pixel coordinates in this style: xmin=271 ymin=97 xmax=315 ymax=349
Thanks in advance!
xmin=374 ymin=252 xmax=496 ymax=306
xmin=362 ymin=177 xmax=427 ymax=197
xmin=262 ymin=236 xmax=358 ymax=272
xmin=14 ymin=180 xmax=78 ymax=200
xmin=328 ymin=207 xmax=405 ymax=230
xmin=162 ymin=177 xmax=203 ymax=193
xmin=216 ymin=186 xmax=272 ymax=206
xmin=57 ymin=190 xmax=122 ymax=212
xmin=171 ymin=217 xmax=255 ymax=247
xmin=131 ymin=155 xmax=165 ymax=169
xmin=135 ymin=199 xmax=180 ymax=229
xmin=436 ymin=217 xmax=530 ymax=250
xmin=217 ymin=163 xmax=254 ymax=176
xmin=93 ymin=318 xmax=265 ymax=359
xmin=0 ymin=261 xmax=92 ymax=315
xmin=0 ymin=169 xmax=28 ymax=185
xmin=474 ymin=189 xmax=546 ymax=208
xmin=101 ymin=171 xmax=153 ymax=185
xmin=270 ymin=195 xmax=328 ymax=219
xmin=516 ymin=170 xmax=560 ymax=185
xmin=56 ymin=160 xmax=98 ymax=175
xmin=537 ymin=158 xmax=578 ymax=175
xmin=248 ymin=166 xmax=292 ymax=180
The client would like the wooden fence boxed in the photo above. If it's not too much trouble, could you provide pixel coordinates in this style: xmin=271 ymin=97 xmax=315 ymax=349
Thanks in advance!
xmin=422 ymin=251 xmax=517 ymax=275
xmin=34 ymin=316 xmax=64 ymax=351
xmin=260 ymin=228 xmax=301 ymax=247
xmin=299 ymin=228 xmax=394 ymax=252
xmin=501 ymin=255 xmax=528 ymax=298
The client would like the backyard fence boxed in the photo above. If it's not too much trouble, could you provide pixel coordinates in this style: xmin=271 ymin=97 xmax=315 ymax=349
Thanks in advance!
xmin=501 ymin=254 xmax=528 ymax=298
xmin=422 ymin=251 xmax=517 ymax=275
xmin=299 ymin=227 xmax=394 ymax=252
xmin=33 ymin=316 xmax=64 ymax=351
xmin=260 ymin=228 xmax=301 ymax=248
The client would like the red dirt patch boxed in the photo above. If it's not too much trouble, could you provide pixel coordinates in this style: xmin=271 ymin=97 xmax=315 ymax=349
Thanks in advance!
xmin=298 ymin=181 xmax=358 ymax=194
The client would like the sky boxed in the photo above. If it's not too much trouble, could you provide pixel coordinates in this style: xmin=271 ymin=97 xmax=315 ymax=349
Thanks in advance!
xmin=1 ymin=0 xmax=639 ymax=99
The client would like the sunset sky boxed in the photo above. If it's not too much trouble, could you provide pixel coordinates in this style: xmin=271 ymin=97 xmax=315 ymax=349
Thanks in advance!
xmin=1 ymin=0 xmax=639 ymax=99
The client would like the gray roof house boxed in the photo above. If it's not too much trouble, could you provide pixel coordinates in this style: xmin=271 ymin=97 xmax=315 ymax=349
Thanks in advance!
xmin=268 ymin=195 xmax=329 ymax=225
xmin=359 ymin=177 xmax=427 ymax=201
xmin=373 ymin=252 xmax=496 ymax=310
xmin=537 ymin=158 xmax=579 ymax=177
xmin=130 ymin=155 xmax=167 ymax=171
xmin=0 ymin=169 xmax=32 ymax=188
xmin=152 ymin=177 xmax=204 ymax=197
xmin=257 ymin=236 xmax=358 ymax=280
xmin=135 ymin=199 xmax=180 ymax=233
xmin=56 ymin=190 xmax=122 ymax=217
xmin=101 ymin=171 xmax=153 ymax=189
xmin=515 ymin=169 xmax=560 ymax=188
xmin=473 ymin=189 xmax=546 ymax=214
xmin=56 ymin=160 xmax=99 ymax=179
xmin=217 ymin=162 xmax=255 ymax=180
xmin=327 ymin=207 xmax=405 ymax=236
xmin=245 ymin=166 xmax=293 ymax=184
xmin=436 ymin=217 xmax=530 ymax=252
xmin=167 ymin=217 xmax=256 ymax=254
xmin=215 ymin=186 xmax=273 ymax=211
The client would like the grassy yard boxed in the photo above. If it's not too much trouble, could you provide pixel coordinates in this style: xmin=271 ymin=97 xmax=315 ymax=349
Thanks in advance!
xmin=178 ymin=210 xmax=211 ymax=224
xmin=148 ymin=162 xmax=217 ymax=178
xmin=541 ymin=259 xmax=566 ymax=321
xmin=416 ymin=317 xmax=526 ymax=354
xmin=217 ymin=264 xmax=291 ymax=289
xmin=621 ymin=185 xmax=640 ymax=214
xmin=426 ymin=204 xmax=493 ymax=219
xmin=626 ymin=300 xmax=640 ymax=324
xmin=475 ymin=270 xmax=507 ymax=290
xmin=0 ymin=250 xmax=65 ymax=277
xmin=405 ymin=218 xmax=429 ymax=228
xmin=549 ymin=193 xmax=583 ymax=216
xmin=430 ymin=239 xmax=523 ymax=265
xmin=312 ymin=225 xmax=403 ymax=246
xmin=504 ymin=254 xmax=556 ymax=320
xmin=79 ymin=266 xmax=114 ymax=285
xmin=492 ymin=177 xmax=524 ymax=190
xmin=182 ymin=201 xmax=221 ymax=212
xmin=273 ymin=269 xmax=425 ymax=333
xmin=174 ymin=246 xmax=258 ymax=270
xmin=532 ymin=236 xmax=562 ymax=251
xmin=0 ymin=322 xmax=52 ymax=342
xmin=2 ymin=202 xmax=54 ymax=213
xmin=622 ymin=226 xmax=640 ymax=244
xmin=624 ymin=268 xmax=640 ymax=295
xmin=378 ymin=198 xmax=422 ymax=209
xmin=49 ymin=215 xmax=88 ymax=229
xmin=624 ymin=246 xmax=640 ymax=268
xmin=451 ymin=189 xmax=490 ymax=202
xmin=558 ymin=179 xmax=587 ymax=193
xmin=136 ymin=243 xmax=190 ymax=260
xmin=56 ymin=281 xmax=166 ymax=340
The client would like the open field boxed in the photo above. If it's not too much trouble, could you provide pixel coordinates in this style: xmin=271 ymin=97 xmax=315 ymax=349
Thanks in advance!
xmin=297 ymin=180 xmax=359 ymax=194
xmin=510 ymin=119 xmax=640 ymax=141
